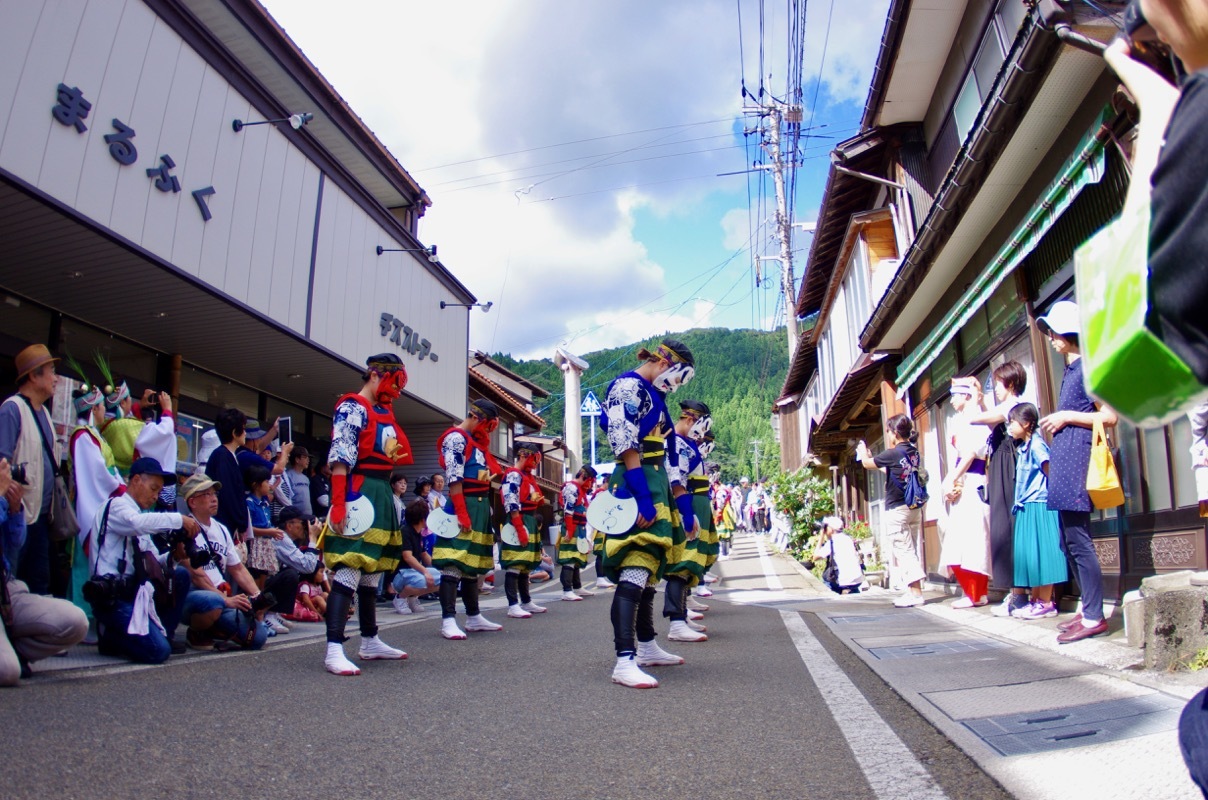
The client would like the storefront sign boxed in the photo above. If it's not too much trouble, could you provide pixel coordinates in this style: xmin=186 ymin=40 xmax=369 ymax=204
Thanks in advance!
xmin=379 ymin=312 xmax=439 ymax=362
xmin=50 ymin=83 xmax=216 ymax=222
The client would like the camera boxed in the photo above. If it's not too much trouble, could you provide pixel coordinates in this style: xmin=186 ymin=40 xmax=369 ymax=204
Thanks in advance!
xmin=10 ymin=462 xmax=28 ymax=485
xmin=82 ymin=574 xmax=139 ymax=611
xmin=161 ymin=527 xmax=214 ymax=570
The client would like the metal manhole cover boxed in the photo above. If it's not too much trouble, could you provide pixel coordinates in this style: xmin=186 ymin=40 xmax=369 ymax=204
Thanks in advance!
xmin=829 ymin=614 xmax=903 ymax=624
xmin=962 ymin=694 xmax=1184 ymax=756
xmin=867 ymin=639 xmax=1012 ymax=660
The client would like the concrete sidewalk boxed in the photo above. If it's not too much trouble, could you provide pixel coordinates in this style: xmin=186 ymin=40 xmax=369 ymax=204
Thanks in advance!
xmin=764 ymin=539 xmax=1206 ymax=799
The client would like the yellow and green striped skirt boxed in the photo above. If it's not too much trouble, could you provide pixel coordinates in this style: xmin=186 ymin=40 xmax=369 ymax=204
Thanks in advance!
xmin=500 ymin=510 xmax=542 ymax=572
xmin=323 ymin=474 xmax=403 ymax=574
xmin=557 ymin=513 xmax=589 ymax=567
xmin=602 ymin=464 xmax=678 ymax=585
xmin=431 ymin=491 xmax=495 ymax=576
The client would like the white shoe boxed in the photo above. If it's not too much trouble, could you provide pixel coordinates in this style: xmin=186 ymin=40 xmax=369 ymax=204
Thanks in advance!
xmin=596 ymin=577 xmax=616 ymax=589
xmin=561 ymin=591 xmax=583 ymax=602
xmin=357 ymin=635 xmax=407 ymax=660
xmin=686 ymin=596 xmax=709 ymax=611
xmin=703 ymin=575 xmax=718 ymax=584
xmin=611 ymin=655 xmax=658 ymax=688
xmin=893 ymin=593 xmax=925 ymax=608
xmin=636 ymin=639 xmax=684 ymax=667
xmin=685 ymin=618 xmax=707 ymax=633
xmin=393 ymin=597 xmax=413 ymax=615
xmin=694 ymin=585 xmax=713 ymax=597
xmin=407 ymin=597 xmax=424 ymax=613
xmin=441 ymin=618 xmax=467 ymax=640
xmin=507 ymin=604 xmax=532 ymax=619
xmin=668 ymin=620 xmax=708 ymax=642
xmin=266 ymin=613 xmax=290 ymax=634
xmin=520 ymin=601 xmax=547 ymax=614
xmin=686 ymin=609 xmax=704 ymax=621
xmin=465 ymin=614 xmax=503 ymax=632
xmin=325 ymin=643 xmax=361 ymax=675
xmin=575 ymin=588 xmax=595 ymax=597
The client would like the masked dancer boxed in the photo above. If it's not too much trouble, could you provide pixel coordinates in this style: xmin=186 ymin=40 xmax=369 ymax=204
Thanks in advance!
xmin=500 ymin=441 xmax=548 ymax=618
xmin=558 ymin=465 xmax=598 ymax=601
xmin=322 ymin=354 xmax=412 ymax=675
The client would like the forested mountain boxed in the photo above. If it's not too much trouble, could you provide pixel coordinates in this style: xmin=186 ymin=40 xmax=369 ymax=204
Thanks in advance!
xmin=493 ymin=327 xmax=787 ymax=481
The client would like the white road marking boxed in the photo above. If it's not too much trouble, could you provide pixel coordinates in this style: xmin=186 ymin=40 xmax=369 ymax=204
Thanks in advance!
xmin=755 ymin=536 xmax=784 ymax=591
xmin=780 ymin=611 xmax=949 ymax=800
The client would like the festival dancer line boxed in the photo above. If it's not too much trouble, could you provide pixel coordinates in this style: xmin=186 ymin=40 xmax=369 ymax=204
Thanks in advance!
xmin=558 ymin=465 xmax=598 ymax=601
xmin=433 ymin=399 xmax=505 ymax=639
xmin=600 ymin=339 xmax=696 ymax=689
xmin=662 ymin=400 xmax=712 ymax=642
xmin=500 ymin=441 xmax=548 ymax=619
xmin=588 ymin=478 xmax=614 ymax=590
xmin=694 ymin=434 xmax=720 ymax=598
xmin=322 ymin=354 xmax=412 ymax=675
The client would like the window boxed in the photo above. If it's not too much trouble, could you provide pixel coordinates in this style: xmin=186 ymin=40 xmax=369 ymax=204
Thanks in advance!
xmin=995 ymin=0 xmax=1029 ymax=51
xmin=952 ymin=12 xmax=1011 ymax=141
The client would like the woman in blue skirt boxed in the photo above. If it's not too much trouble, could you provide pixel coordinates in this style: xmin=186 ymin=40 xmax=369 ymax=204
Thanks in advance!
xmin=1006 ymin=403 xmax=1067 ymax=620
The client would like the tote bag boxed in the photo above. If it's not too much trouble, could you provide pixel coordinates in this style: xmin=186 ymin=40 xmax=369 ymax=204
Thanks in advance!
xmin=1086 ymin=421 xmax=1125 ymax=510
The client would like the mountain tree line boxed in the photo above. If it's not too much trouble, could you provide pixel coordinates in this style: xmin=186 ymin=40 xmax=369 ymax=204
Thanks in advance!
xmin=492 ymin=327 xmax=787 ymax=482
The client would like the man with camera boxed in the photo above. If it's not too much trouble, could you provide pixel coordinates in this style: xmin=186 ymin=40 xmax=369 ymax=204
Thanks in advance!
xmin=135 ymin=390 xmax=180 ymax=510
xmin=176 ymin=474 xmax=270 ymax=651
xmin=0 ymin=457 xmax=88 ymax=685
xmin=86 ymin=457 xmax=199 ymax=664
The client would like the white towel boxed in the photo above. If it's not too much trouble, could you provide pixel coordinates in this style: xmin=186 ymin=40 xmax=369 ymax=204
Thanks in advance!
xmin=126 ymin=581 xmax=166 ymax=637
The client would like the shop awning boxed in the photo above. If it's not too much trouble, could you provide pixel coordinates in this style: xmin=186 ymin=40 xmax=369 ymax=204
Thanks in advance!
xmin=894 ymin=122 xmax=1108 ymax=394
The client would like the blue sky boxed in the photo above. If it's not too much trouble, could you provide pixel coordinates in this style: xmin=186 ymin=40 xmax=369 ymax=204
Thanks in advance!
xmin=261 ymin=0 xmax=889 ymax=359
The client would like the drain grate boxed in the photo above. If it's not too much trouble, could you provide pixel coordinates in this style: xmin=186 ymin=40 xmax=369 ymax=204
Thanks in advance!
xmin=867 ymin=639 xmax=1012 ymax=660
xmin=963 ymin=694 xmax=1184 ymax=756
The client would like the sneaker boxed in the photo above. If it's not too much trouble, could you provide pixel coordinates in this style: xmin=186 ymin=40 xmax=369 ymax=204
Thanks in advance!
xmin=992 ymin=593 xmax=1029 ymax=618
xmin=393 ymin=597 xmax=413 ymax=615
xmin=465 ymin=614 xmax=503 ymax=632
xmin=357 ymin=635 xmax=407 ymax=660
xmin=611 ymin=655 xmax=659 ymax=688
xmin=520 ymin=601 xmax=547 ymax=614
xmin=636 ymin=639 xmax=684 ymax=667
xmin=186 ymin=628 xmax=215 ymax=651
xmin=264 ymin=625 xmax=277 ymax=638
xmin=951 ymin=597 xmax=975 ymax=609
xmin=686 ymin=609 xmax=704 ymax=621
xmin=1014 ymin=600 xmax=1059 ymax=620
xmin=325 ymin=643 xmax=361 ymax=675
xmin=561 ymin=591 xmax=584 ymax=602
xmin=703 ymin=575 xmax=718 ymax=585
xmin=169 ymin=639 xmax=187 ymax=655
xmin=575 ymin=588 xmax=595 ymax=597
xmin=407 ymin=597 xmax=424 ymax=613
xmin=507 ymin=604 xmax=533 ymax=619
xmin=668 ymin=620 xmax=708 ymax=642
xmin=893 ymin=593 xmax=924 ymax=608
xmin=265 ymin=613 xmax=290 ymax=634
xmin=441 ymin=618 xmax=467 ymax=640
xmin=686 ymin=596 xmax=710 ymax=611
xmin=685 ymin=618 xmax=707 ymax=633
xmin=695 ymin=585 xmax=713 ymax=598
xmin=596 ymin=577 xmax=616 ymax=589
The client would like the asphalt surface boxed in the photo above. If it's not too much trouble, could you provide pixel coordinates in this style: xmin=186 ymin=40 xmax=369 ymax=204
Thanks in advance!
xmin=0 ymin=539 xmax=1014 ymax=800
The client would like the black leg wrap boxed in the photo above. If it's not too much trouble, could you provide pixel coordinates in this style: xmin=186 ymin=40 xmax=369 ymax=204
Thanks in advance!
xmin=572 ymin=565 xmax=582 ymax=590
xmin=326 ymin=584 xmax=353 ymax=644
xmin=460 ymin=577 xmax=480 ymax=617
xmin=663 ymin=576 xmax=687 ymax=620
xmin=356 ymin=586 xmax=378 ymax=639
xmin=560 ymin=565 xmax=574 ymax=592
xmin=612 ymin=581 xmax=642 ymax=656
xmin=519 ymin=573 xmax=531 ymax=604
xmin=637 ymin=586 xmax=657 ymax=643
xmin=439 ymin=575 xmax=459 ymax=619
xmin=505 ymin=571 xmax=519 ymax=606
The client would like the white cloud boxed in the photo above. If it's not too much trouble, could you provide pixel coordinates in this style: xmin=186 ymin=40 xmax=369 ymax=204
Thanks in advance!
xmin=262 ymin=0 xmax=889 ymax=358
xmin=720 ymin=207 xmax=751 ymax=250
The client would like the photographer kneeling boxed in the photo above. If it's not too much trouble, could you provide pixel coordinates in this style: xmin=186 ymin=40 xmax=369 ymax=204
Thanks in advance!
xmin=177 ymin=475 xmax=270 ymax=651
xmin=812 ymin=516 xmax=864 ymax=595
xmin=86 ymin=458 xmax=199 ymax=664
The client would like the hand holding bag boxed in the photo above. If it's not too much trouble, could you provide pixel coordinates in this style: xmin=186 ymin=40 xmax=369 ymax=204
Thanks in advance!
xmin=1087 ymin=420 xmax=1125 ymax=509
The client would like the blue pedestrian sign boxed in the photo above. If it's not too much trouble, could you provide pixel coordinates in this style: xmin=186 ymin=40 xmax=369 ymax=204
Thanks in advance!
xmin=579 ymin=391 xmax=601 ymax=416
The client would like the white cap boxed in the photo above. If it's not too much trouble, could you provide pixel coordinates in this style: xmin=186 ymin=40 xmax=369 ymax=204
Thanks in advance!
xmin=822 ymin=515 xmax=844 ymax=532
xmin=1036 ymin=299 xmax=1079 ymax=338
xmin=197 ymin=429 xmax=220 ymax=466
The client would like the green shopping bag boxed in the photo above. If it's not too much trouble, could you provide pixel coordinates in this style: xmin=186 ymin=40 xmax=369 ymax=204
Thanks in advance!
xmin=1074 ymin=200 xmax=1207 ymax=427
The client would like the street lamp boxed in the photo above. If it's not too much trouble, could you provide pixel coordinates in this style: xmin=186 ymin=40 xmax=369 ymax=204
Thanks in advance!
xmin=232 ymin=112 xmax=314 ymax=133
xmin=377 ymin=244 xmax=439 ymax=263
xmin=440 ymin=301 xmax=493 ymax=313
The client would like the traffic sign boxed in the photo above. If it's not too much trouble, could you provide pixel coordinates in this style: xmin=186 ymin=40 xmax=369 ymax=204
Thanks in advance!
xmin=580 ymin=391 xmax=601 ymax=415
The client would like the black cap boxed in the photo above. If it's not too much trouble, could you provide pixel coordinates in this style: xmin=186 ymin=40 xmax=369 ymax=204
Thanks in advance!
xmin=278 ymin=505 xmax=305 ymax=525
xmin=515 ymin=440 xmax=542 ymax=456
xmin=679 ymin=399 xmax=711 ymax=416
xmin=128 ymin=457 xmax=177 ymax=484
xmin=366 ymin=353 xmax=404 ymax=370
xmin=470 ymin=398 xmax=499 ymax=420
xmin=661 ymin=338 xmax=694 ymax=367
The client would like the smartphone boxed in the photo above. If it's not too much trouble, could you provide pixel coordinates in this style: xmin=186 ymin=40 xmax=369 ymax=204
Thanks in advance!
xmin=279 ymin=416 xmax=292 ymax=444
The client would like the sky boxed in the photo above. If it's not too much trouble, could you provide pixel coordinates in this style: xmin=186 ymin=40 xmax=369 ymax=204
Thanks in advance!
xmin=261 ymin=0 xmax=891 ymax=361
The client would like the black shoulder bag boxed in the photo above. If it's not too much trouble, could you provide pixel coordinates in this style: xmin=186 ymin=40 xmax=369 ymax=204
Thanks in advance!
xmin=19 ymin=394 xmax=79 ymax=542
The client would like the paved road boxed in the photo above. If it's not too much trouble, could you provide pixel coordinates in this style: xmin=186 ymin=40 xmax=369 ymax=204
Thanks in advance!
xmin=1 ymin=536 xmax=1012 ymax=799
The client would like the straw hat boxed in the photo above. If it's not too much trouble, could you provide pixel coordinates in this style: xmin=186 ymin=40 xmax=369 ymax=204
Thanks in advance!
xmin=14 ymin=344 xmax=58 ymax=380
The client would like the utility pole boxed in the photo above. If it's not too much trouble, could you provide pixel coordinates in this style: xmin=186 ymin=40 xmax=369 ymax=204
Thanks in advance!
xmin=766 ymin=103 xmax=799 ymax=359
xmin=750 ymin=439 xmax=763 ymax=483
xmin=554 ymin=348 xmax=589 ymax=477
